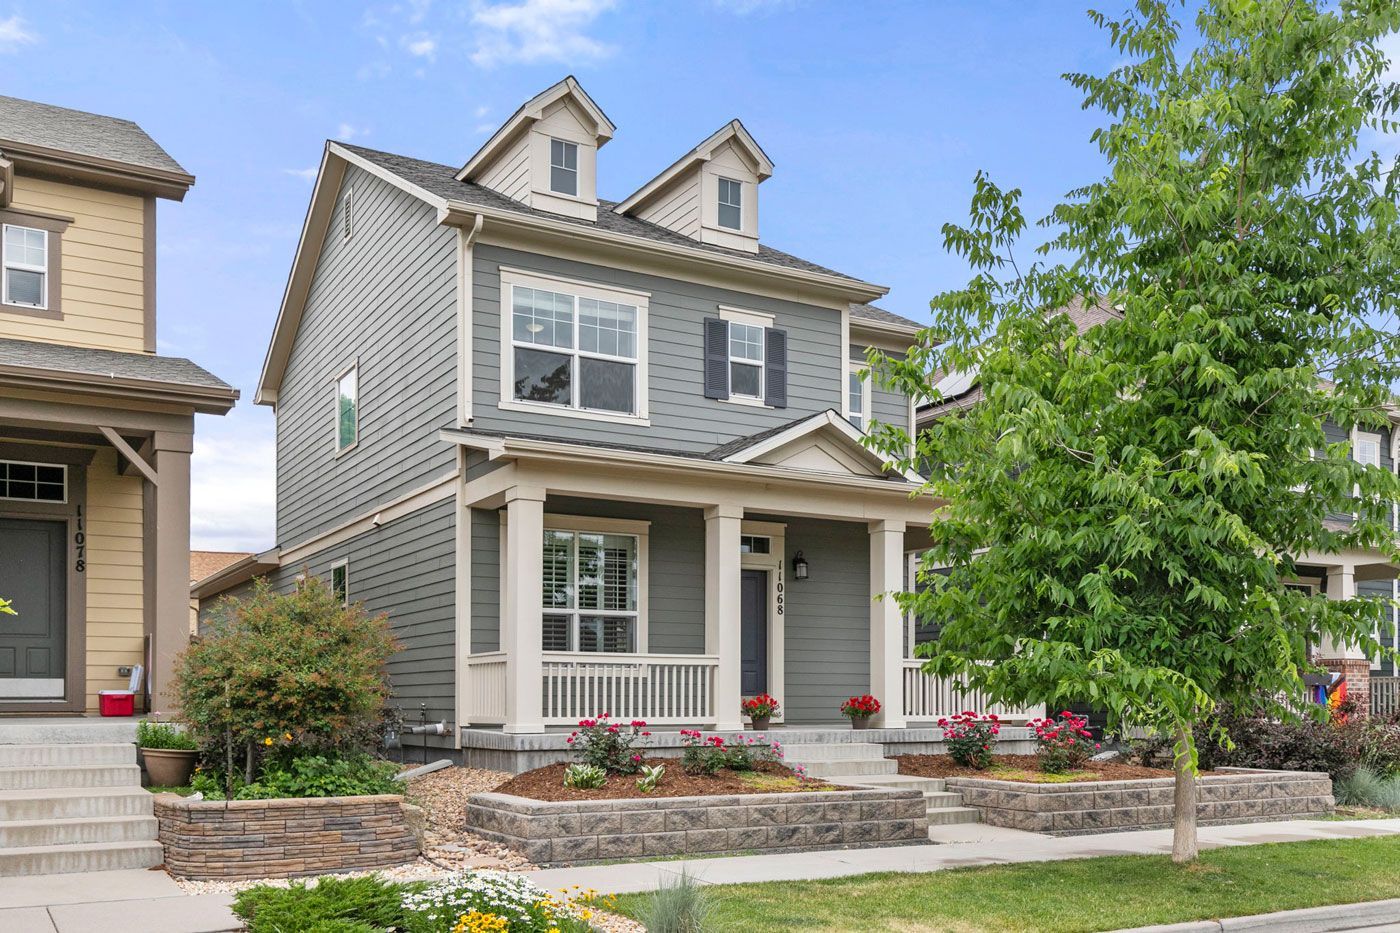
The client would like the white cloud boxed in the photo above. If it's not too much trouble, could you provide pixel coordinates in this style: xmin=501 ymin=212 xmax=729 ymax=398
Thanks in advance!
xmin=283 ymin=167 xmax=319 ymax=181
xmin=402 ymin=32 xmax=438 ymax=60
xmin=190 ymin=412 xmax=277 ymax=553
xmin=474 ymin=104 xmax=491 ymax=119
xmin=709 ymin=0 xmax=795 ymax=13
xmin=0 ymin=14 xmax=37 ymax=51
xmin=336 ymin=122 xmax=369 ymax=140
xmin=469 ymin=0 xmax=616 ymax=68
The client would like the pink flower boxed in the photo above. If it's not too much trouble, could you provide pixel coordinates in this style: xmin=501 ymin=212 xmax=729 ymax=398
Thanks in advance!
xmin=632 ymin=754 xmax=641 ymax=762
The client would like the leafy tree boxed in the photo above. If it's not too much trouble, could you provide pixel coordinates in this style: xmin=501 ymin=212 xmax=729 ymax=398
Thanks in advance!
xmin=869 ymin=0 xmax=1400 ymax=862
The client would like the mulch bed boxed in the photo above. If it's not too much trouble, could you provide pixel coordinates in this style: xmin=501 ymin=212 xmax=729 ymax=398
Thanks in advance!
xmin=896 ymin=754 xmax=1194 ymax=783
xmin=493 ymin=758 xmax=835 ymax=801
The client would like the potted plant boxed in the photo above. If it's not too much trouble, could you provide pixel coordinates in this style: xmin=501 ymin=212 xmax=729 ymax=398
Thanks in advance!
xmin=742 ymin=694 xmax=780 ymax=730
xmin=840 ymin=694 xmax=881 ymax=730
xmin=137 ymin=719 xmax=199 ymax=787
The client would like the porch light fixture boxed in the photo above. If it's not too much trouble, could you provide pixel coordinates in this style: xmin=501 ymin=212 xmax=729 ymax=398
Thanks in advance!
xmin=792 ymin=551 xmax=809 ymax=581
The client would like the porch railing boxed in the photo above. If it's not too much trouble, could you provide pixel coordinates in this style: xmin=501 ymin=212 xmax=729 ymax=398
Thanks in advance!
xmin=1374 ymin=676 xmax=1400 ymax=719
xmin=463 ymin=652 xmax=509 ymax=725
xmin=902 ymin=659 xmax=1045 ymax=722
xmin=541 ymin=653 xmax=719 ymax=725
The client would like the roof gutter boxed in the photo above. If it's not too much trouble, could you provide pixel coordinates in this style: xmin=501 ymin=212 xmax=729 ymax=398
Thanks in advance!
xmin=0 ymin=364 xmax=238 ymax=414
xmin=191 ymin=548 xmax=281 ymax=600
xmin=0 ymin=140 xmax=195 ymax=201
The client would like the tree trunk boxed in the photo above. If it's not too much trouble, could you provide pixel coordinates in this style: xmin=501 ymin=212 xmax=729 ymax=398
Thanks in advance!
xmin=244 ymin=740 xmax=255 ymax=785
xmin=1171 ymin=722 xmax=1199 ymax=864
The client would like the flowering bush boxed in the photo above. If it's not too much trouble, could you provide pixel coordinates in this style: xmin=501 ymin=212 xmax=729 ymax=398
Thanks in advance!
xmin=938 ymin=711 xmax=1001 ymax=769
xmin=562 ymin=763 xmax=607 ymax=789
xmin=677 ymin=730 xmax=804 ymax=778
xmin=840 ymin=695 xmax=881 ymax=719
xmin=401 ymin=871 xmax=610 ymax=932
xmin=742 ymin=694 xmax=781 ymax=720
xmin=565 ymin=714 xmax=651 ymax=774
xmin=636 ymin=764 xmax=665 ymax=793
xmin=1030 ymin=711 xmax=1100 ymax=774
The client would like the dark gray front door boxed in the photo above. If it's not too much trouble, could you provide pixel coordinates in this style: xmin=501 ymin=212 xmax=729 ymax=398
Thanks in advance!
xmin=741 ymin=568 xmax=768 ymax=695
xmin=0 ymin=518 xmax=66 ymax=680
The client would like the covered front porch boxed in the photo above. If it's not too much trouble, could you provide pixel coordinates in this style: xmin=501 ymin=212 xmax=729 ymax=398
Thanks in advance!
xmin=449 ymin=415 xmax=1042 ymax=737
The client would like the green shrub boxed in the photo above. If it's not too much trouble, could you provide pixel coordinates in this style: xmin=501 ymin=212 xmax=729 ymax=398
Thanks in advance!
xmin=635 ymin=871 xmax=713 ymax=933
xmin=563 ymin=763 xmax=607 ymax=789
xmin=232 ymin=875 xmax=415 ymax=932
xmin=400 ymin=871 xmax=600 ymax=931
xmin=192 ymin=752 xmax=398 ymax=801
xmin=175 ymin=577 xmax=398 ymax=757
xmin=636 ymin=764 xmax=665 ymax=793
xmin=136 ymin=720 xmax=196 ymax=751
xmin=1335 ymin=767 xmax=1400 ymax=811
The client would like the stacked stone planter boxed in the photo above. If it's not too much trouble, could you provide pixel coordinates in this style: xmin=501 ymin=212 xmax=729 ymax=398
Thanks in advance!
xmin=944 ymin=767 xmax=1332 ymax=835
xmin=154 ymin=793 xmax=419 ymax=879
xmin=467 ymin=787 xmax=928 ymax=865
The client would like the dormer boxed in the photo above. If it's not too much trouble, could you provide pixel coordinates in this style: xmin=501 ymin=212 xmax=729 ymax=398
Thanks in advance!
xmin=614 ymin=120 xmax=773 ymax=254
xmin=456 ymin=76 xmax=615 ymax=222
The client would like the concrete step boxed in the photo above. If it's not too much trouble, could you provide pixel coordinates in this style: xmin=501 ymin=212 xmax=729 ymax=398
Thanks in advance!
xmin=0 ymin=743 xmax=136 ymax=768
xmin=0 ymin=764 xmax=142 ymax=791
xmin=0 ymin=721 xmax=138 ymax=746
xmin=776 ymin=743 xmax=887 ymax=760
xmin=828 ymin=773 xmax=947 ymax=792
xmin=0 ymin=815 xmax=158 ymax=849
xmin=0 ymin=839 xmax=163 ymax=876
xmin=927 ymin=806 xmax=981 ymax=826
xmin=923 ymin=791 xmax=966 ymax=809
xmin=799 ymin=758 xmax=898 ymax=778
xmin=0 ymin=787 xmax=153 ymax=822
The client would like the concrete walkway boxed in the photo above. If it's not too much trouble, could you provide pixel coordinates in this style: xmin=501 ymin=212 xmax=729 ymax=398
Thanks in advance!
xmin=0 ymin=868 xmax=237 ymax=933
xmin=528 ymin=817 xmax=1400 ymax=895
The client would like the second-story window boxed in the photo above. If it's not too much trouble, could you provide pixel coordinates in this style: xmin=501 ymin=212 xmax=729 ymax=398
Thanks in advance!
xmin=509 ymin=279 xmax=643 ymax=418
xmin=3 ymin=224 xmax=48 ymax=309
xmin=550 ymin=139 xmax=578 ymax=196
xmin=717 ymin=177 xmax=742 ymax=230
xmin=336 ymin=364 xmax=358 ymax=452
xmin=848 ymin=366 xmax=869 ymax=431
xmin=1355 ymin=432 xmax=1381 ymax=470
xmin=728 ymin=321 xmax=764 ymax=399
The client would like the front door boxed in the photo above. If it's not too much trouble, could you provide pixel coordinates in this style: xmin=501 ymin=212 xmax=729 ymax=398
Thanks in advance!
xmin=741 ymin=568 xmax=768 ymax=696
xmin=0 ymin=518 xmax=67 ymax=697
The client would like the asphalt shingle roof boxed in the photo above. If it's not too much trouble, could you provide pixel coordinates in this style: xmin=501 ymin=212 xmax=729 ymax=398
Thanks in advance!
xmin=339 ymin=143 xmax=870 ymax=285
xmin=0 ymin=95 xmax=188 ymax=177
xmin=0 ymin=338 xmax=232 ymax=391
xmin=850 ymin=303 xmax=921 ymax=330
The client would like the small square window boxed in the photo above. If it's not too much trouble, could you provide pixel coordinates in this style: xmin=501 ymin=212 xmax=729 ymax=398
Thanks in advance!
xmin=740 ymin=535 xmax=770 ymax=555
xmin=336 ymin=365 xmax=358 ymax=452
xmin=550 ymin=139 xmax=579 ymax=196
xmin=717 ymin=177 xmax=742 ymax=230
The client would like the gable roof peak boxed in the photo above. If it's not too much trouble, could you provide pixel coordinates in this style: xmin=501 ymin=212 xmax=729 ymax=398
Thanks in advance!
xmin=614 ymin=118 xmax=774 ymax=216
xmin=456 ymin=75 xmax=616 ymax=183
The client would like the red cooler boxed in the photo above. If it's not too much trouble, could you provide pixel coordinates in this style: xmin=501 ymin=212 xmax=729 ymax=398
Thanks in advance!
xmin=98 ymin=690 xmax=135 ymax=716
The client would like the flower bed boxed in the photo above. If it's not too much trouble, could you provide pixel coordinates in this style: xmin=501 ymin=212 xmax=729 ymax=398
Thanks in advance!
xmin=497 ymin=757 xmax=830 ymax=801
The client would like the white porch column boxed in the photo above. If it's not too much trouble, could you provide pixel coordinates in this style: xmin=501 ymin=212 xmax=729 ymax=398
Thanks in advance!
xmin=705 ymin=503 xmax=744 ymax=731
xmin=869 ymin=519 xmax=907 ymax=728
xmin=1321 ymin=564 xmax=1368 ymax=660
xmin=502 ymin=486 xmax=545 ymax=734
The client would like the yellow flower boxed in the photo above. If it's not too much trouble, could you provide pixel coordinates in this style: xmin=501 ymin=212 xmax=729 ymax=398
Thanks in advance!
xmin=262 ymin=737 xmax=274 ymax=746
xmin=282 ymin=732 xmax=293 ymax=741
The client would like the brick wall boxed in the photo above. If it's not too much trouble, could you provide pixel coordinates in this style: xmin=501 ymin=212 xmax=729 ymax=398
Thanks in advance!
xmin=154 ymin=793 xmax=419 ymax=880
xmin=1318 ymin=657 xmax=1372 ymax=714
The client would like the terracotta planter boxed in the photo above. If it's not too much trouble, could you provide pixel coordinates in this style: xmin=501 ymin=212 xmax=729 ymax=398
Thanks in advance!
xmin=142 ymin=748 xmax=198 ymax=787
xmin=750 ymin=716 xmax=771 ymax=731
xmin=849 ymin=716 xmax=871 ymax=730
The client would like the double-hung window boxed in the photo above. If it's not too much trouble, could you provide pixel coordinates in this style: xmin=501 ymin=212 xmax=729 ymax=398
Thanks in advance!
xmin=728 ymin=322 xmax=764 ymax=399
xmin=848 ymin=366 xmax=869 ymax=431
xmin=505 ymin=271 xmax=647 ymax=421
xmin=542 ymin=529 xmax=639 ymax=653
xmin=717 ymin=177 xmax=742 ymax=230
xmin=550 ymin=139 xmax=579 ymax=196
xmin=3 ymin=224 xmax=48 ymax=309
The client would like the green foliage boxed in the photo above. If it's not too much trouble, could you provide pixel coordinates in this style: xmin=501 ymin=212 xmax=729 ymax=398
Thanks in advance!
xmin=634 ymin=871 xmax=714 ymax=933
xmin=136 ymin=720 xmax=196 ymax=751
xmin=566 ymin=715 xmax=650 ymax=774
xmin=563 ymin=763 xmax=607 ymax=789
xmin=232 ymin=875 xmax=415 ymax=933
xmin=636 ymin=764 xmax=666 ymax=793
xmin=1335 ymin=767 xmax=1400 ymax=811
xmin=867 ymin=0 xmax=1400 ymax=781
xmin=189 ymin=751 xmax=398 ymax=801
xmin=174 ymin=577 xmax=398 ymax=753
xmin=400 ymin=871 xmax=601 ymax=931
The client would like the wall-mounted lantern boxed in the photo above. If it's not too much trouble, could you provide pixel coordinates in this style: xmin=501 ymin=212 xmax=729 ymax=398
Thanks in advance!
xmin=792 ymin=550 xmax=809 ymax=581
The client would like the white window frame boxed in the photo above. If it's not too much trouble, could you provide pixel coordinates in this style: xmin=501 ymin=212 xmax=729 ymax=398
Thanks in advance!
xmin=2 ymin=224 xmax=49 ymax=310
xmin=535 ymin=513 xmax=650 ymax=655
xmin=0 ymin=459 xmax=67 ymax=504
xmin=330 ymin=559 xmax=349 ymax=607
xmin=498 ymin=267 xmax=650 ymax=426
xmin=848 ymin=362 xmax=871 ymax=433
xmin=549 ymin=138 xmax=579 ymax=197
xmin=1353 ymin=429 xmax=1383 ymax=506
xmin=717 ymin=306 xmax=774 ymax=409
xmin=717 ymin=176 xmax=743 ymax=231
xmin=334 ymin=361 xmax=359 ymax=455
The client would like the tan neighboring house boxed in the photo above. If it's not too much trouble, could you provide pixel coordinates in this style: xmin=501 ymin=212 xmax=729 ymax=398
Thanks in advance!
xmin=189 ymin=551 xmax=250 ymax=633
xmin=0 ymin=95 xmax=236 ymax=715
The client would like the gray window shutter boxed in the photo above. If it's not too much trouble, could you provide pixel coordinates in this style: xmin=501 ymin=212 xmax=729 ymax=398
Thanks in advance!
xmin=764 ymin=327 xmax=787 ymax=408
xmin=704 ymin=318 xmax=729 ymax=400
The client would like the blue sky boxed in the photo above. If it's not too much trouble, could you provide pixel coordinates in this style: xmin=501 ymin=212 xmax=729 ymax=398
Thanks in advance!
xmin=0 ymin=1 xmax=1148 ymax=549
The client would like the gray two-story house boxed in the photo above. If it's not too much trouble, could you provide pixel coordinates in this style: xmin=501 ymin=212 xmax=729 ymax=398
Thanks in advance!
xmin=195 ymin=78 xmax=1028 ymax=760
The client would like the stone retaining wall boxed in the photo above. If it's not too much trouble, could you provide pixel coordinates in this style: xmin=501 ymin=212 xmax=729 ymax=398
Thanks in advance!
xmin=467 ymin=787 xmax=929 ymax=865
xmin=944 ymin=768 xmax=1332 ymax=835
xmin=154 ymin=793 xmax=420 ymax=879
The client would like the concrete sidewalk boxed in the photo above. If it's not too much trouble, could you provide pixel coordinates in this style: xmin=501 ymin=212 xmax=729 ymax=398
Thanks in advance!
xmin=0 ymin=868 xmax=238 ymax=933
xmin=528 ymin=817 xmax=1400 ymax=895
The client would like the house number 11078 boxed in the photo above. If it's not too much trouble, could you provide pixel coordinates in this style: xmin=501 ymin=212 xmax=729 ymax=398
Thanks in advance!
xmin=74 ymin=504 xmax=86 ymax=573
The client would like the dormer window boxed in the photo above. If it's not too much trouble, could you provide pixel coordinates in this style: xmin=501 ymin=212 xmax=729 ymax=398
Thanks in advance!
xmin=550 ymin=139 xmax=579 ymax=197
xmin=717 ymin=177 xmax=742 ymax=230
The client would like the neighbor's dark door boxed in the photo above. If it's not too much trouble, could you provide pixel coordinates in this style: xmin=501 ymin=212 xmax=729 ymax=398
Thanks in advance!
xmin=741 ymin=568 xmax=768 ymax=696
xmin=0 ymin=518 xmax=66 ymax=680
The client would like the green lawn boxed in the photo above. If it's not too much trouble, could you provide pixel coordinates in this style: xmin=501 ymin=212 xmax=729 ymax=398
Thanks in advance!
xmin=615 ymin=835 xmax=1400 ymax=932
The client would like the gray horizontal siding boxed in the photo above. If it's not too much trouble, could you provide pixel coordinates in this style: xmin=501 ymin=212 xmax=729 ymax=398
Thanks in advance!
xmin=1360 ymin=579 xmax=1398 ymax=677
xmin=276 ymin=165 xmax=458 ymax=547
xmin=471 ymin=244 xmax=845 ymax=453
xmin=1323 ymin=419 xmax=1394 ymax=528
xmin=853 ymin=343 xmax=910 ymax=434
xmin=470 ymin=507 xmax=500 ymax=654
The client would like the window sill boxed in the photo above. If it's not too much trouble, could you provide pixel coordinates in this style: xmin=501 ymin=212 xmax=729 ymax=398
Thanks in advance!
xmin=0 ymin=300 xmax=59 ymax=320
xmin=499 ymin=399 xmax=651 ymax=427
xmin=720 ymin=395 xmax=774 ymax=410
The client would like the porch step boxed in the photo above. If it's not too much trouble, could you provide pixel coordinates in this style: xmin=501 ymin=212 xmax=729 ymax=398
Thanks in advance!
xmin=776 ymin=742 xmax=887 ymax=760
xmin=923 ymin=791 xmax=966 ymax=809
xmin=829 ymin=773 xmax=946 ymax=792
xmin=0 ymin=764 xmax=142 ymax=791
xmin=0 ymin=721 xmax=138 ymax=746
xmin=0 ymin=786 xmax=154 ymax=822
xmin=0 ymin=815 xmax=158 ymax=848
xmin=0 ymin=743 xmax=136 ymax=768
xmin=927 ymin=807 xmax=981 ymax=826
xmin=0 ymin=839 xmax=163 ymax=876
xmin=794 ymin=757 xmax=897 ymax=778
